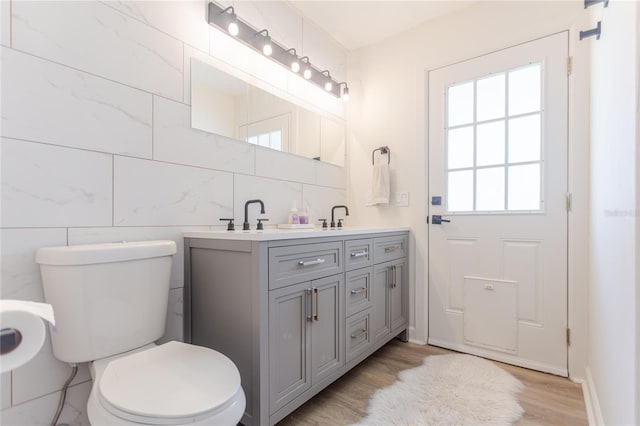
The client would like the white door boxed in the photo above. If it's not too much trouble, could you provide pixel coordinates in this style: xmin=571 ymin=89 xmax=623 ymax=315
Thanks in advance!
xmin=428 ymin=32 xmax=568 ymax=376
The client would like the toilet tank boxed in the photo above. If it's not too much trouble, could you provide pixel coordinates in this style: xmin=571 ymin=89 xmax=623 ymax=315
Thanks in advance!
xmin=36 ymin=240 xmax=177 ymax=363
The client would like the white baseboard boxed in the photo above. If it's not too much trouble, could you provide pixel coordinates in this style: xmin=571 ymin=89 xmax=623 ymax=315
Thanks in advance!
xmin=582 ymin=367 xmax=604 ymax=426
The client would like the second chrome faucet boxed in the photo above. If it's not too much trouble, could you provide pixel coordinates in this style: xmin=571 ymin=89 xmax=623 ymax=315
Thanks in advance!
xmin=330 ymin=205 xmax=349 ymax=228
xmin=243 ymin=199 xmax=267 ymax=231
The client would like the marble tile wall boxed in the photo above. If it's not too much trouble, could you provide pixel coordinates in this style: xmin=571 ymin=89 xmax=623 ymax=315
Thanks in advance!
xmin=0 ymin=0 xmax=347 ymax=423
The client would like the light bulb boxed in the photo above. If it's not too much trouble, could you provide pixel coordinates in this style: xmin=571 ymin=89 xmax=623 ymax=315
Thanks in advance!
xmin=263 ymin=42 xmax=272 ymax=56
xmin=291 ymin=61 xmax=300 ymax=73
xmin=228 ymin=21 xmax=239 ymax=36
xmin=325 ymin=81 xmax=333 ymax=91
xmin=303 ymin=68 xmax=312 ymax=79
xmin=342 ymin=87 xmax=349 ymax=102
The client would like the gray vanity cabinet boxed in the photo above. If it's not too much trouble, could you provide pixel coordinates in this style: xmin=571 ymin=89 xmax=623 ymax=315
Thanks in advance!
xmin=269 ymin=274 xmax=344 ymax=414
xmin=184 ymin=230 xmax=408 ymax=426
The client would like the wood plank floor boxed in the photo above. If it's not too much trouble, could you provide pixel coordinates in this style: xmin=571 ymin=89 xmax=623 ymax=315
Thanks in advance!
xmin=277 ymin=341 xmax=588 ymax=425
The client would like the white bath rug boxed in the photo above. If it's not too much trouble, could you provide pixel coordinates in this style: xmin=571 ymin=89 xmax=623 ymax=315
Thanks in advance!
xmin=354 ymin=354 xmax=524 ymax=426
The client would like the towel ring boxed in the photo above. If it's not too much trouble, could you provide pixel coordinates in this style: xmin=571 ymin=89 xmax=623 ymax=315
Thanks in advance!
xmin=372 ymin=146 xmax=390 ymax=165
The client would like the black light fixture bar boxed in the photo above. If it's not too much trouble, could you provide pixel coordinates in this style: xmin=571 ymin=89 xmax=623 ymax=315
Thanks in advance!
xmin=584 ymin=0 xmax=609 ymax=9
xmin=207 ymin=1 xmax=342 ymax=98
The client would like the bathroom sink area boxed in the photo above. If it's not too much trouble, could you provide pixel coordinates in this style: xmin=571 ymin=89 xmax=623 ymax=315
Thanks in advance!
xmin=183 ymin=226 xmax=410 ymax=241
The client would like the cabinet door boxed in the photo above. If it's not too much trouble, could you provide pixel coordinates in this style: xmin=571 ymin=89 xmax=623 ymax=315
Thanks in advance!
xmin=269 ymin=282 xmax=312 ymax=413
xmin=310 ymin=274 xmax=344 ymax=384
xmin=390 ymin=258 xmax=408 ymax=333
xmin=371 ymin=262 xmax=391 ymax=342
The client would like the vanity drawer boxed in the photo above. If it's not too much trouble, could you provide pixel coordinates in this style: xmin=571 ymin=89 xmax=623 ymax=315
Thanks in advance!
xmin=345 ymin=267 xmax=372 ymax=317
xmin=269 ymin=242 xmax=343 ymax=289
xmin=344 ymin=239 xmax=373 ymax=271
xmin=373 ymin=235 xmax=408 ymax=264
xmin=346 ymin=308 xmax=372 ymax=363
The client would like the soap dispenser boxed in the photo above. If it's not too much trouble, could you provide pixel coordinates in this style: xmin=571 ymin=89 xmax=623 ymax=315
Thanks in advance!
xmin=288 ymin=201 xmax=300 ymax=224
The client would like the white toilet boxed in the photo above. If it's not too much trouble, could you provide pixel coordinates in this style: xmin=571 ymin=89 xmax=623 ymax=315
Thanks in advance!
xmin=36 ymin=240 xmax=245 ymax=425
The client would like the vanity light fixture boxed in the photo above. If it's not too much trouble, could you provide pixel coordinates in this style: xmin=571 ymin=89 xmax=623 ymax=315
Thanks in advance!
xmin=300 ymin=56 xmax=312 ymax=80
xmin=338 ymin=82 xmax=349 ymax=102
xmin=206 ymin=1 xmax=345 ymax=98
xmin=321 ymin=71 xmax=332 ymax=92
xmin=287 ymin=49 xmax=301 ymax=73
xmin=256 ymin=29 xmax=272 ymax=56
xmin=219 ymin=6 xmax=239 ymax=36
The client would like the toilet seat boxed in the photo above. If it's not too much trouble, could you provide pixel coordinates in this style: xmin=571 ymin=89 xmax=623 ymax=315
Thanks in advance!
xmin=97 ymin=341 xmax=242 ymax=425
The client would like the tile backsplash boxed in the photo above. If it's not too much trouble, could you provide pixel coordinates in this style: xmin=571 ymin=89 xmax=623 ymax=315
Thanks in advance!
xmin=0 ymin=0 xmax=347 ymax=423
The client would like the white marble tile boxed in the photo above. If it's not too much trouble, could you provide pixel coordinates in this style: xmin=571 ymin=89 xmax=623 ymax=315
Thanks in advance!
xmin=1 ymin=47 xmax=152 ymax=158
xmin=104 ymin=1 xmax=209 ymax=52
xmin=1 ymin=372 xmax=10 ymax=409
xmin=1 ymin=0 xmax=10 ymax=47
xmin=302 ymin=184 xmax=347 ymax=225
xmin=12 ymin=1 xmax=183 ymax=101
xmin=234 ymin=174 xmax=302 ymax=226
xmin=1 ymin=138 xmax=112 ymax=228
xmin=0 ymin=380 xmax=91 ymax=426
xmin=315 ymin=161 xmax=346 ymax=189
xmin=158 ymin=287 xmax=184 ymax=344
xmin=67 ymin=226 xmax=209 ymax=290
xmin=153 ymin=96 xmax=255 ymax=175
xmin=113 ymin=156 xmax=233 ymax=226
xmin=12 ymin=333 xmax=91 ymax=405
xmin=255 ymin=146 xmax=315 ymax=184
xmin=0 ymin=228 xmax=67 ymax=301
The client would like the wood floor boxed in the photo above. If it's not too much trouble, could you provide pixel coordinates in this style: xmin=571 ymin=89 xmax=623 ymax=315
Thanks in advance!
xmin=277 ymin=341 xmax=588 ymax=425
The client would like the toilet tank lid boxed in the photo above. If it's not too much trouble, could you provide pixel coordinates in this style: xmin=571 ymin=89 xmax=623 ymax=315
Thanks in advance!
xmin=36 ymin=240 xmax=177 ymax=266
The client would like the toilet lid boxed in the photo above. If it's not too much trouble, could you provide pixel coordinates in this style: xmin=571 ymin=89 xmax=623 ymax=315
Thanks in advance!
xmin=98 ymin=341 xmax=241 ymax=424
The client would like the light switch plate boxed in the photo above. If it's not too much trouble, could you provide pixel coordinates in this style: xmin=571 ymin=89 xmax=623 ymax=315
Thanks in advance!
xmin=393 ymin=192 xmax=410 ymax=206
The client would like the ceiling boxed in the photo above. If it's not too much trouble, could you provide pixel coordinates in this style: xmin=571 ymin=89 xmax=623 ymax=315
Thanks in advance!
xmin=288 ymin=1 xmax=477 ymax=50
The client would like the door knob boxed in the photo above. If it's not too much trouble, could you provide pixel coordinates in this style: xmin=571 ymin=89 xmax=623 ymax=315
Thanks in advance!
xmin=432 ymin=215 xmax=451 ymax=225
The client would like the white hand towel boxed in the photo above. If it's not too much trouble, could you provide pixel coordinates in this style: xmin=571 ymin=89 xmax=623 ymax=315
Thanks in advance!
xmin=372 ymin=157 xmax=390 ymax=205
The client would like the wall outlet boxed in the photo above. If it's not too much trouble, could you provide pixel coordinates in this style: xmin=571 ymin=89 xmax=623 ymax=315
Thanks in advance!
xmin=393 ymin=192 xmax=410 ymax=206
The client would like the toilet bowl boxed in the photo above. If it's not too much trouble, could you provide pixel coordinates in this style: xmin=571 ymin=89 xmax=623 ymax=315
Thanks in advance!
xmin=36 ymin=241 xmax=246 ymax=425
xmin=86 ymin=342 xmax=245 ymax=425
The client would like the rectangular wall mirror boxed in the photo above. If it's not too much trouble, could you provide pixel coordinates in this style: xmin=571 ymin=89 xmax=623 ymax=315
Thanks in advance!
xmin=191 ymin=59 xmax=345 ymax=167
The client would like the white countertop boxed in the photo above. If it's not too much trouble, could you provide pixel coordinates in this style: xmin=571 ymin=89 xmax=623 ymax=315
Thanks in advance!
xmin=184 ymin=226 xmax=410 ymax=241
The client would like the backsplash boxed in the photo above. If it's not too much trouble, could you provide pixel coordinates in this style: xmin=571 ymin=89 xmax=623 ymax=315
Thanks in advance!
xmin=0 ymin=1 xmax=347 ymax=423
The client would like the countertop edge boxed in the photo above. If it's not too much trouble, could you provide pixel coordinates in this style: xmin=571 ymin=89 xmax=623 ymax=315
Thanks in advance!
xmin=183 ymin=227 xmax=410 ymax=241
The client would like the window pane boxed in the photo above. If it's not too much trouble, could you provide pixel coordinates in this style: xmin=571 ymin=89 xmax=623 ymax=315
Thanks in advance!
xmin=448 ymin=82 xmax=474 ymax=127
xmin=476 ymin=121 xmax=505 ymax=167
xmin=477 ymin=73 xmax=505 ymax=121
xmin=508 ymin=64 xmax=541 ymax=116
xmin=476 ymin=167 xmax=505 ymax=211
xmin=508 ymin=114 xmax=541 ymax=163
xmin=270 ymin=131 xmax=282 ymax=151
xmin=448 ymin=126 xmax=473 ymax=169
xmin=508 ymin=164 xmax=540 ymax=210
xmin=447 ymin=170 xmax=473 ymax=212
xmin=258 ymin=133 xmax=269 ymax=147
xmin=247 ymin=136 xmax=258 ymax=145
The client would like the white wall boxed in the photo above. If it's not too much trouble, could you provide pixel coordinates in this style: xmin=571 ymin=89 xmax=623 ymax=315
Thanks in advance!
xmin=587 ymin=1 xmax=638 ymax=424
xmin=347 ymin=0 xmax=590 ymax=378
xmin=0 ymin=1 xmax=347 ymax=423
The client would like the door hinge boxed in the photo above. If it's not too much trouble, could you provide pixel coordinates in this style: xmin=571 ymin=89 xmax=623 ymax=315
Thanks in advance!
xmin=566 ymin=192 xmax=572 ymax=211
xmin=567 ymin=56 xmax=573 ymax=75
xmin=566 ymin=328 xmax=571 ymax=346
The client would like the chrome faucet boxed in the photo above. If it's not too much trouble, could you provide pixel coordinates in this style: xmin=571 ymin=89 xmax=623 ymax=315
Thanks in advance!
xmin=330 ymin=205 xmax=349 ymax=228
xmin=243 ymin=199 xmax=265 ymax=231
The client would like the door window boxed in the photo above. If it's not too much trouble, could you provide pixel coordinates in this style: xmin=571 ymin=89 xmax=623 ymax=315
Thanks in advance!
xmin=446 ymin=63 xmax=543 ymax=213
